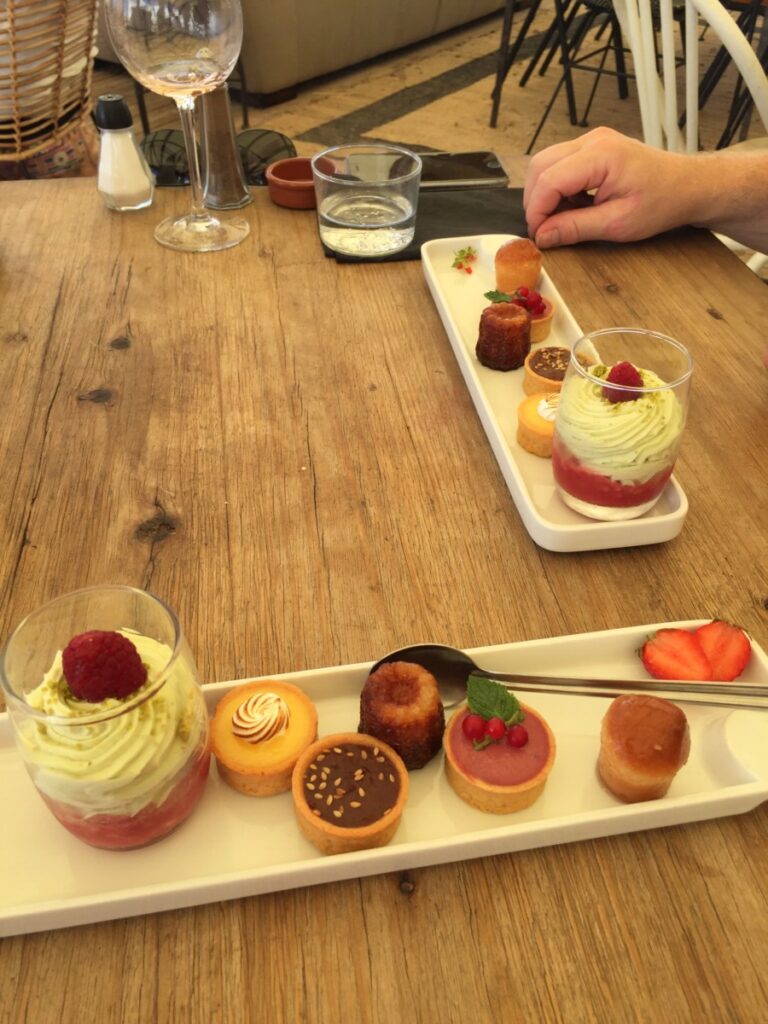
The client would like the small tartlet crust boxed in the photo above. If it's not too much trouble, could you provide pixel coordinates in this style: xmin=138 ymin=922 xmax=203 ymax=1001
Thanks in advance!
xmin=211 ymin=680 xmax=318 ymax=797
xmin=291 ymin=732 xmax=409 ymax=855
xmin=523 ymin=343 xmax=568 ymax=395
xmin=529 ymin=297 xmax=555 ymax=344
xmin=517 ymin=392 xmax=558 ymax=458
xmin=443 ymin=703 xmax=556 ymax=814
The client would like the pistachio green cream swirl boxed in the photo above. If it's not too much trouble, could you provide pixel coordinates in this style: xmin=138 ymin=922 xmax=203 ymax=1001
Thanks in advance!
xmin=556 ymin=365 xmax=684 ymax=484
xmin=18 ymin=632 xmax=204 ymax=817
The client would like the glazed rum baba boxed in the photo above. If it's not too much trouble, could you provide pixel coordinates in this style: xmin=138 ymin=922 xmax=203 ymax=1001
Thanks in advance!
xmin=552 ymin=361 xmax=685 ymax=510
xmin=443 ymin=678 xmax=555 ymax=814
xmin=211 ymin=680 xmax=318 ymax=796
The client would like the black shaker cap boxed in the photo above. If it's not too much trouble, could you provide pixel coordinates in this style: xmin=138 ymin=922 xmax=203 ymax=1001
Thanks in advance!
xmin=93 ymin=94 xmax=134 ymax=130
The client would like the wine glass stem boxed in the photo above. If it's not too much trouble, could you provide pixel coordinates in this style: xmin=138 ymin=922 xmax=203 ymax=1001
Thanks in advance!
xmin=175 ymin=95 xmax=207 ymax=220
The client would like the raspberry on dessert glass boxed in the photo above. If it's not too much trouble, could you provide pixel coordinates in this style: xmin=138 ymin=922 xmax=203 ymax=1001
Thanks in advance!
xmin=0 ymin=585 xmax=211 ymax=850
xmin=552 ymin=328 xmax=693 ymax=521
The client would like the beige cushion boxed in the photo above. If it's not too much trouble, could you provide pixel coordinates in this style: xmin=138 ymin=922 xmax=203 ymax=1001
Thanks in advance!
xmin=96 ymin=1 xmax=504 ymax=97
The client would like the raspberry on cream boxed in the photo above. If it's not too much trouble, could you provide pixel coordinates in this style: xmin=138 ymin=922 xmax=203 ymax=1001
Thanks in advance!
xmin=19 ymin=631 xmax=207 ymax=820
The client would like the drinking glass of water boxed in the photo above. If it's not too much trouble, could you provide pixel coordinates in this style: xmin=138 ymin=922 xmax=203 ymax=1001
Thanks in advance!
xmin=311 ymin=144 xmax=422 ymax=258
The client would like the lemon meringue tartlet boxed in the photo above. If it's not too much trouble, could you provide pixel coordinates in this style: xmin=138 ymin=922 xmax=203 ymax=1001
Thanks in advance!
xmin=211 ymin=680 xmax=318 ymax=796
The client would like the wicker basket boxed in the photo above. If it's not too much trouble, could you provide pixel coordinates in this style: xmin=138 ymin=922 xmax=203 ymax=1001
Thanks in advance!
xmin=0 ymin=0 xmax=98 ymax=161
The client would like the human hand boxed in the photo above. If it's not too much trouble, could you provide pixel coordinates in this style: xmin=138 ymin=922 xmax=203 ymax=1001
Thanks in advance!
xmin=524 ymin=127 xmax=692 ymax=249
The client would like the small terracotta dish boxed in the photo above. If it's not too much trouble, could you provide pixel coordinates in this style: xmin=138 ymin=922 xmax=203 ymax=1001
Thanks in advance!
xmin=265 ymin=157 xmax=316 ymax=209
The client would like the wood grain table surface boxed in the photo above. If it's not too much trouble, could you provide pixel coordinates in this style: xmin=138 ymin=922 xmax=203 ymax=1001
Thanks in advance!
xmin=0 ymin=178 xmax=766 ymax=1024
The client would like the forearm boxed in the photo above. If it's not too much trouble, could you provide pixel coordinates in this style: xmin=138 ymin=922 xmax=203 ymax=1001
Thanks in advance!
xmin=685 ymin=150 xmax=768 ymax=252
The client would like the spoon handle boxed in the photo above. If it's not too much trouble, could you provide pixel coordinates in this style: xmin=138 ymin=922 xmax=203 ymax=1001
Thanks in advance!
xmin=471 ymin=670 xmax=768 ymax=710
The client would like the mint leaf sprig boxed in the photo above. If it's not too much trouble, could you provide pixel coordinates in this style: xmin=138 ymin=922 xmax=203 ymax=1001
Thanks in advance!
xmin=483 ymin=289 xmax=514 ymax=303
xmin=467 ymin=675 xmax=525 ymax=727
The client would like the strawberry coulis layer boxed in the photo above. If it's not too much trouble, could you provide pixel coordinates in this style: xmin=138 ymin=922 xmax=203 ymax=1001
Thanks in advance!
xmin=447 ymin=708 xmax=551 ymax=786
xmin=551 ymin=436 xmax=673 ymax=508
xmin=39 ymin=745 xmax=211 ymax=850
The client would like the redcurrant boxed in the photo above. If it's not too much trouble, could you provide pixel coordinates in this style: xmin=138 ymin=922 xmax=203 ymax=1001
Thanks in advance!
xmin=507 ymin=724 xmax=529 ymax=748
xmin=485 ymin=717 xmax=506 ymax=741
xmin=462 ymin=713 xmax=486 ymax=741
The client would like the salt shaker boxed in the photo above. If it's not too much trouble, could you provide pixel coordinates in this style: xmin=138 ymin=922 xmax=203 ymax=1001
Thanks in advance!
xmin=93 ymin=94 xmax=154 ymax=212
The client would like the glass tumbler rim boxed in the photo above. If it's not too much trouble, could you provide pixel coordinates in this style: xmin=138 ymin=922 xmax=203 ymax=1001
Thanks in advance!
xmin=569 ymin=326 xmax=694 ymax=393
xmin=0 ymin=584 xmax=183 ymax=727
xmin=311 ymin=142 xmax=423 ymax=186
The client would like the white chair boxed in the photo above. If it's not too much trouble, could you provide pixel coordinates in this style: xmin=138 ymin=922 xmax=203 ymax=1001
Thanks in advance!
xmin=616 ymin=0 xmax=768 ymax=150
xmin=614 ymin=0 xmax=768 ymax=271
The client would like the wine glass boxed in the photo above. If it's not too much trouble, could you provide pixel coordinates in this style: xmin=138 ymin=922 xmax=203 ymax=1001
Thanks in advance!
xmin=103 ymin=0 xmax=249 ymax=252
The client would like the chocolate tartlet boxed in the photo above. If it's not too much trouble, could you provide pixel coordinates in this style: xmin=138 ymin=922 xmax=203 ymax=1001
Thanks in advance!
xmin=359 ymin=660 xmax=445 ymax=769
xmin=523 ymin=346 xmax=570 ymax=395
xmin=476 ymin=302 xmax=531 ymax=371
xmin=292 ymin=733 xmax=409 ymax=854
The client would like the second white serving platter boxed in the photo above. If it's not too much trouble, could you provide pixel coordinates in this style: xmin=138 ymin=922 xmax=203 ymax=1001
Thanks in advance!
xmin=1 ymin=621 xmax=766 ymax=938
xmin=421 ymin=234 xmax=688 ymax=552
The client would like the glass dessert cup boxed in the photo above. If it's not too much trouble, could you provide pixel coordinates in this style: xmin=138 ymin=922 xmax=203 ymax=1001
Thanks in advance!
xmin=0 ymin=585 xmax=211 ymax=850
xmin=552 ymin=328 xmax=693 ymax=521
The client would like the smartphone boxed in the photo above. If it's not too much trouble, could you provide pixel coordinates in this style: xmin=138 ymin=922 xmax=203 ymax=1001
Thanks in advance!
xmin=418 ymin=151 xmax=509 ymax=190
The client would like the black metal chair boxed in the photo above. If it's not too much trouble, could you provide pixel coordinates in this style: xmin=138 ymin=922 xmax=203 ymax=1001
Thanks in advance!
xmin=522 ymin=0 xmax=630 ymax=151
xmin=489 ymin=0 xmax=630 ymax=134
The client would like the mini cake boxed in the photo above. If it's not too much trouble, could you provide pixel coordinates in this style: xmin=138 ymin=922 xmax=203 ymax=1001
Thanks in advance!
xmin=523 ymin=346 xmax=570 ymax=395
xmin=496 ymin=288 xmax=554 ymax=343
xmin=476 ymin=302 xmax=531 ymax=371
xmin=598 ymin=694 xmax=690 ymax=803
xmin=517 ymin=393 xmax=559 ymax=457
xmin=495 ymin=237 xmax=542 ymax=293
xmin=211 ymin=680 xmax=318 ymax=796
xmin=443 ymin=678 xmax=556 ymax=814
xmin=292 ymin=733 xmax=409 ymax=855
xmin=359 ymin=660 xmax=445 ymax=769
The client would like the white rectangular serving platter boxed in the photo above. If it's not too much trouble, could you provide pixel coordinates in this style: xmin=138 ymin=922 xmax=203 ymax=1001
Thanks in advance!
xmin=1 ymin=621 xmax=766 ymax=938
xmin=421 ymin=234 xmax=688 ymax=552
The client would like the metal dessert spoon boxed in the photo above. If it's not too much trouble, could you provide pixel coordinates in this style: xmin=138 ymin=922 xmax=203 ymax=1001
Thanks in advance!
xmin=369 ymin=643 xmax=768 ymax=711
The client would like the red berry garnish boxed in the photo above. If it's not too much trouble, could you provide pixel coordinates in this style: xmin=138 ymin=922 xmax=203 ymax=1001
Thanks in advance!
xmin=602 ymin=361 xmax=644 ymax=402
xmin=462 ymin=713 xmax=486 ymax=741
xmin=485 ymin=716 xmax=506 ymax=741
xmin=518 ymin=286 xmax=530 ymax=297
xmin=507 ymin=724 xmax=529 ymax=747
xmin=62 ymin=630 xmax=147 ymax=702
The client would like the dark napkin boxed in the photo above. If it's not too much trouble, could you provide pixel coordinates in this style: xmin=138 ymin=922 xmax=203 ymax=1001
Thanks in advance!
xmin=324 ymin=186 xmax=527 ymax=263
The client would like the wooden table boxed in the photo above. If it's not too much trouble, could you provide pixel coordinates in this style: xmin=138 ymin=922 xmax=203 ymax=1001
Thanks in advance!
xmin=0 ymin=179 xmax=766 ymax=1024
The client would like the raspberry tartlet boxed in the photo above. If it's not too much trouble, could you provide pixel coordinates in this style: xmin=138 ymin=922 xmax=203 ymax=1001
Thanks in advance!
xmin=211 ymin=680 xmax=318 ymax=796
xmin=292 ymin=733 xmax=409 ymax=855
xmin=443 ymin=678 xmax=556 ymax=814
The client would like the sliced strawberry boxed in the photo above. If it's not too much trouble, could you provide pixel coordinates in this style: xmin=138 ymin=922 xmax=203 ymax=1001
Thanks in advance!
xmin=640 ymin=628 xmax=712 ymax=680
xmin=694 ymin=620 xmax=751 ymax=681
